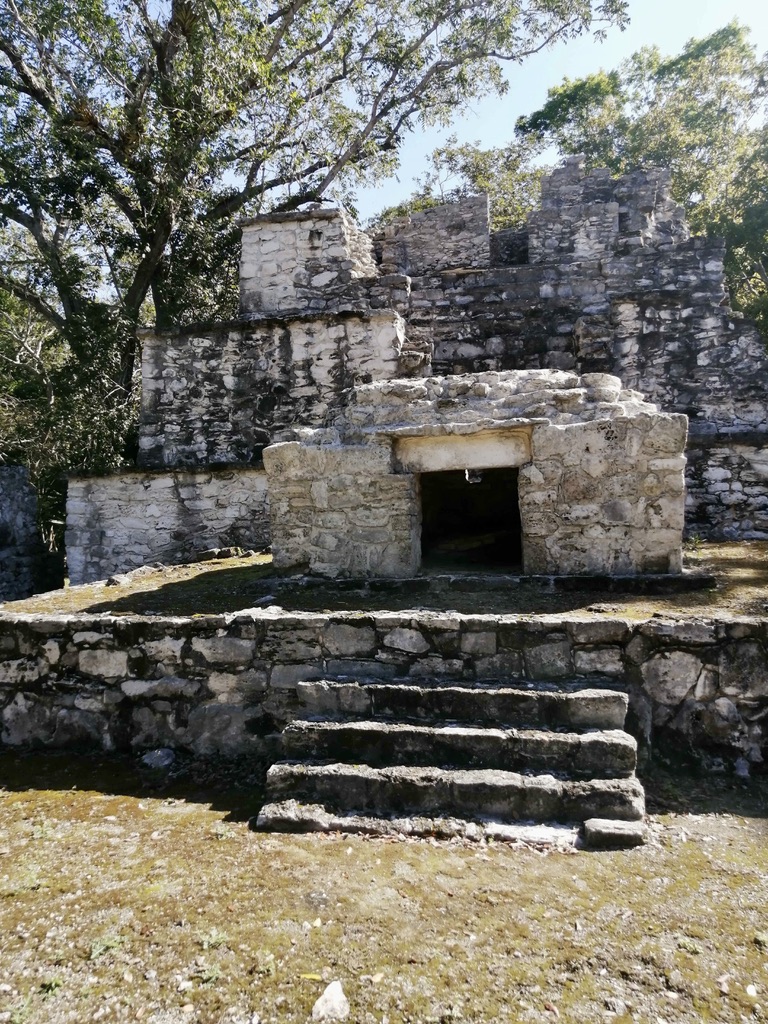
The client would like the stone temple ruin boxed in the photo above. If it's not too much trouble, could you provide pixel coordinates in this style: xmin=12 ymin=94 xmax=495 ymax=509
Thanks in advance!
xmin=66 ymin=153 xmax=768 ymax=584
xmin=5 ymin=160 xmax=768 ymax=844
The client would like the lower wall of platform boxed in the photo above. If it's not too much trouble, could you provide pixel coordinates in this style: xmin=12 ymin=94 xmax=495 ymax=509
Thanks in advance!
xmin=0 ymin=610 xmax=765 ymax=766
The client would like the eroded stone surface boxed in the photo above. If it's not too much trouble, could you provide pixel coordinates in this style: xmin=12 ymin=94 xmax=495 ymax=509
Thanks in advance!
xmin=0 ymin=467 xmax=43 ymax=602
xmin=0 ymin=609 xmax=765 ymax=763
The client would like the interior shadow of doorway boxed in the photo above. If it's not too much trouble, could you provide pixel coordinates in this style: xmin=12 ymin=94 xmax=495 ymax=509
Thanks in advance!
xmin=420 ymin=466 xmax=522 ymax=572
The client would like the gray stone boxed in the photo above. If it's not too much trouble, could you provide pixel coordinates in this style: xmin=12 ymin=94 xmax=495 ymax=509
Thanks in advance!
xmin=323 ymin=624 xmax=376 ymax=658
xmin=78 ymin=649 xmax=129 ymax=679
xmin=122 ymin=677 xmax=200 ymax=699
xmin=190 ymin=637 xmax=255 ymax=666
xmin=141 ymin=747 xmax=176 ymax=769
xmin=525 ymin=640 xmax=572 ymax=679
xmin=641 ymin=650 xmax=703 ymax=704
xmin=582 ymin=818 xmax=646 ymax=849
xmin=382 ymin=627 xmax=430 ymax=654
xmin=719 ymin=641 xmax=768 ymax=699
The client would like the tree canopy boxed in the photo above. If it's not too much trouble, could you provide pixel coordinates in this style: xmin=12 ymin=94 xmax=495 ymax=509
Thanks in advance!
xmin=0 ymin=0 xmax=628 ymax=537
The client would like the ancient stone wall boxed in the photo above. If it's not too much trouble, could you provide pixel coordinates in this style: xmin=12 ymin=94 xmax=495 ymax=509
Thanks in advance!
xmin=66 ymin=467 xmax=269 ymax=584
xmin=264 ymin=442 xmax=420 ymax=577
xmin=0 ymin=467 xmax=42 ymax=603
xmin=65 ymin=156 xmax=768 ymax=583
xmin=381 ymin=159 xmax=768 ymax=538
xmin=0 ymin=609 xmax=764 ymax=767
xmin=138 ymin=311 xmax=421 ymax=469
xmin=376 ymin=194 xmax=490 ymax=275
xmin=239 ymin=207 xmax=377 ymax=315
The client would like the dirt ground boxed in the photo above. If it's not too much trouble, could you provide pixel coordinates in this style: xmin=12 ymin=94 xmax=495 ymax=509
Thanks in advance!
xmin=0 ymin=751 xmax=766 ymax=1024
xmin=3 ymin=542 xmax=768 ymax=620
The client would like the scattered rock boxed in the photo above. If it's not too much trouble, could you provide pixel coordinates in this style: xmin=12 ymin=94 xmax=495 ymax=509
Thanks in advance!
xmin=735 ymin=757 xmax=750 ymax=779
xmin=195 ymin=547 xmax=245 ymax=562
xmin=141 ymin=748 xmax=176 ymax=769
xmin=312 ymin=981 xmax=350 ymax=1021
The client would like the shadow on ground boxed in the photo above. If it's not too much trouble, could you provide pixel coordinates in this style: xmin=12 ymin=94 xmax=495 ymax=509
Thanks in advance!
xmin=0 ymin=748 xmax=268 ymax=823
xmin=1 ymin=747 xmax=765 ymax=825
xmin=6 ymin=541 xmax=768 ymax=619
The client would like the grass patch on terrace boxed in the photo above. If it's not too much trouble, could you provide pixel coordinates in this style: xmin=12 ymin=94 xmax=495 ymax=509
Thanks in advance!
xmin=0 ymin=749 xmax=766 ymax=1024
xmin=2 ymin=542 xmax=768 ymax=619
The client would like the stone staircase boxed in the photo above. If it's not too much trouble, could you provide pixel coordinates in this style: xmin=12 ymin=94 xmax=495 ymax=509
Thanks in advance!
xmin=256 ymin=677 xmax=646 ymax=848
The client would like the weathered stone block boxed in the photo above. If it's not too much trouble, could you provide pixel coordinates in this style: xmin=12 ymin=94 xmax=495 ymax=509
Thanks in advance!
xmin=641 ymin=650 xmax=703 ymax=705
xmin=719 ymin=641 xmax=768 ymax=699
xmin=78 ymin=649 xmax=128 ymax=679
xmin=525 ymin=641 xmax=572 ymax=679
xmin=190 ymin=637 xmax=255 ymax=666
xmin=323 ymin=624 xmax=377 ymax=658
xmin=382 ymin=628 xmax=430 ymax=654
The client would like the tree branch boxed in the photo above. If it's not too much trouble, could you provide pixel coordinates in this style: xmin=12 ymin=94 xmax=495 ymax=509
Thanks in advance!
xmin=0 ymin=271 xmax=65 ymax=330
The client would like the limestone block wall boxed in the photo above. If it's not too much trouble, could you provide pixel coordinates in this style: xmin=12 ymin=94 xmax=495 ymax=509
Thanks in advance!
xmin=0 ymin=467 xmax=41 ymax=603
xmin=376 ymin=194 xmax=491 ymax=276
xmin=685 ymin=437 xmax=768 ymax=539
xmin=0 ymin=609 xmax=765 ymax=766
xmin=521 ymin=417 xmax=687 ymax=574
xmin=239 ymin=207 xmax=377 ymax=315
xmin=138 ymin=311 xmax=414 ymax=469
xmin=388 ymin=161 xmax=767 ymax=539
xmin=534 ymin=159 xmax=689 ymax=253
xmin=264 ymin=442 xmax=420 ymax=577
xmin=66 ymin=467 xmax=269 ymax=585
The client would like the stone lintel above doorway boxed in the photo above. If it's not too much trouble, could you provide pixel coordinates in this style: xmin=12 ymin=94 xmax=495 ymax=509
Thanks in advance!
xmin=394 ymin=429 xmax=532 ymax=474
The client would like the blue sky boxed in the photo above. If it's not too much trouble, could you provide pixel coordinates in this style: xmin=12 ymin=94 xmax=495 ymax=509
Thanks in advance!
xmin=354 ymin=0 xmax=768 ymax=221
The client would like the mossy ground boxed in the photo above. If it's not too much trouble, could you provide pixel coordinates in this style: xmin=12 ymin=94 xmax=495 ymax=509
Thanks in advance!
xmin=3 ymin=542 xmax=768 ymax=619
xmin=0 ymin=751 xmax=766 ymax=1024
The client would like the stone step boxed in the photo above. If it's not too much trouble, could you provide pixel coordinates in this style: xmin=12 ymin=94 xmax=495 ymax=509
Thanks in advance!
xmin=296 ymin=679 xmax=628 ymax=731
xmin=256 ymin=799 xmax=583 ymax=848
xmin=282 ymin=720 xmax=637 ymax=779
xmin=261 ymin=762 xmax=645 ymax=825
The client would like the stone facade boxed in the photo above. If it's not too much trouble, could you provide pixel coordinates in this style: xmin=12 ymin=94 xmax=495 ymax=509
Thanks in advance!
xmin=239 ymin=206 xmax=378 ymax=315
xmin=66 ymin=156 xmax=768 ymax=581
xmin=0 ymin=609 xmax=764 ymax=766
xmin=0 ymin=467 xmax=43 ymax=603
xmin=265 ymin=370 xmax=687 ymax=576
xmin=137 ymin=310 xmax=423 ymax=469
xmin=388 ymin=158 xmax=768 ymax=539
xmin=66 ymin=467 xmax=269 ymax=584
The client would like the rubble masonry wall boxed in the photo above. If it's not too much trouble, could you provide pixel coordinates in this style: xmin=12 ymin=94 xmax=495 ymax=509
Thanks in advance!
xmin=0 ymin=610 xmax=764 ymax=767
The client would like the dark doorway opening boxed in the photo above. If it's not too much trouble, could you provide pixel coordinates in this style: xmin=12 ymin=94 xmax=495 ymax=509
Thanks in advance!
xmin=420 ymin=467 xmax=522 ymax=571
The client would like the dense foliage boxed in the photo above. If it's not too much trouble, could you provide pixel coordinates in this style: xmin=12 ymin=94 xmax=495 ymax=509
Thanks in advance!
xmin=0 ymin=0 xmax=628 ymax=540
